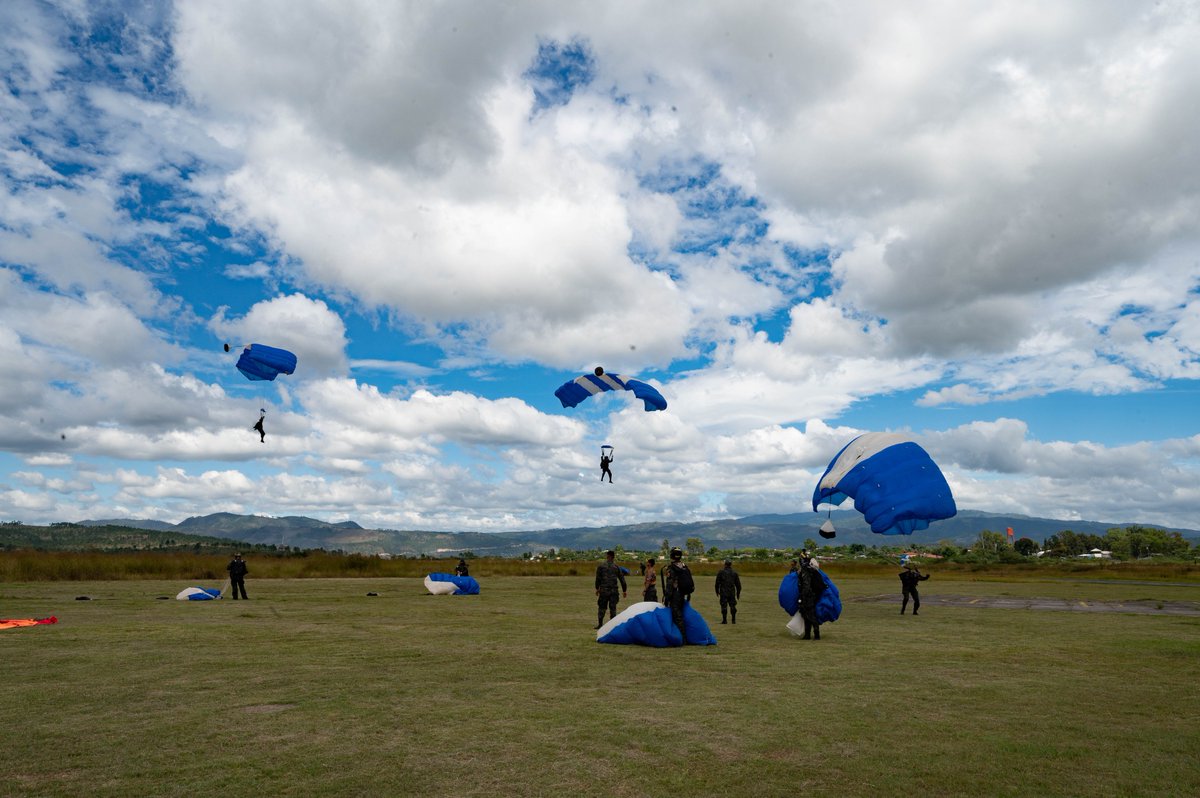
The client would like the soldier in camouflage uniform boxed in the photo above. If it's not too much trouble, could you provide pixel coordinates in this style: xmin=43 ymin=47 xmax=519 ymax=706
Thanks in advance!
xmin=594 ymin=550 xmax=627 ymax=629
xmin=797 ymin=552 xmax=824 ymax=640
xmin=662 ymin=547 xmax=694 ymax=643
xmin=714 ymin=559 xmax=742 ymax=624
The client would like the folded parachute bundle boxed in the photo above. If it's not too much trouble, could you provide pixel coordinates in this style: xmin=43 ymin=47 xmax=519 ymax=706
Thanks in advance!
xmin=778 ymin=571 xmax=842 ymax=630
xmin=424 ymin=573 xmax=480 ymax=595
xmin=596 ymin=601 xmax=716 ymax=647
xmin=176 ymin=587 xmax=222 ymax=601
xmin=1 ymin=616 xmax=58 ymax=630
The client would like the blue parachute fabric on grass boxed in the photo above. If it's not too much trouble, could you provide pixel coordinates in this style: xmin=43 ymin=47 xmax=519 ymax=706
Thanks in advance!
xmin=236 ymin=344 xmax=298 ymax=382
xmin=426 ymin=572 xmax=480 ymax=595
xmin=812 ymin=432 xmax=956 ymax=535
xmin=778 ymin=571 xmax=842 ymax=623
xmin=555 ymin=371 xmax=667 ymax=412
xmin=176 ymin=587 xmax=221 ymax=601
xmin=596 ymin=601 xmax=716 ymax=647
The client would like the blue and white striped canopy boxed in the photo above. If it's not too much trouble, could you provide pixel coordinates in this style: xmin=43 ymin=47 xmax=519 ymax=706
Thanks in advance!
xmin=555 ymin=371 xmax=667 ymax=412
xmin=596 ymin=601 xmax=716 ymax=646
xmin=812 ymin=432 xmax=956 ymax=535
xmin=424 ymin=573 xmax=480 ymax=595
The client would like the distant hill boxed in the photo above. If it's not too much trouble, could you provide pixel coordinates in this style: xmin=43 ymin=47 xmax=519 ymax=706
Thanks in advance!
xmin=2 ymin=522 xmax=255 ymax=552
xmin=64 ymin=510 xmax=1200 ymax=557
xmin=78 ymin=518 xmax=177 ymax=532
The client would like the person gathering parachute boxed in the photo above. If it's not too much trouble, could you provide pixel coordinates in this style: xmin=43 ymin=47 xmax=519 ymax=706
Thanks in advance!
xmin=554 ymin=367 xmax=667 ymax=412
xmin=778 ymin=552 xmax=841 ymax=640
xmin=811 ymin=432 xmax=956 ymax=539
xmin=424 ymin=573 xmax=480 ymax=595
xmin=225 ymin=343 xmax=298 ymax=442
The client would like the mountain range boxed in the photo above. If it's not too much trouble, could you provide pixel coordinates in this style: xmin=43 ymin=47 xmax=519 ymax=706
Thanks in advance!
xmin=76 ymin=510 xmax=1200 ymax=558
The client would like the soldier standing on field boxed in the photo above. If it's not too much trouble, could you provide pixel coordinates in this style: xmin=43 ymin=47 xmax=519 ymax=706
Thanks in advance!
xmin=662 ymin=547 xmax=694 ymax=643
xmin=714 ymin=559 xmax=742 ymax=624
xmin=594 ymin=550 xmax=627 ymax=629
xmin=900 ymin=562 xmax=930 ymax=615
xmin=226 ymin=553 xmax=249 ymax=600
xmin=642 ymin=557 xmax=658 ymax=602
xmin=796 ymin=551 xmax=824 ymax=640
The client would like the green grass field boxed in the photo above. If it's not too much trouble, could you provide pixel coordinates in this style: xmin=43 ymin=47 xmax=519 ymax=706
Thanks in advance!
xmin=2 ymin=573 xmax=1199 ymax=797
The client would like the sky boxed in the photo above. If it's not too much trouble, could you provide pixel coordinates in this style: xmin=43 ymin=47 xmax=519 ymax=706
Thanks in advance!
xmin=1 ymin=0 xmax=1198 ymax=534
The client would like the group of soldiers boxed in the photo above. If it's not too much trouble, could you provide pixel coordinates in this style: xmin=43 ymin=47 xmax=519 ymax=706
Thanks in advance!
xmin=594 ymin=548 xmax=933 ymax=639
xmin=594 ymin=547 xmax=743 ymax=642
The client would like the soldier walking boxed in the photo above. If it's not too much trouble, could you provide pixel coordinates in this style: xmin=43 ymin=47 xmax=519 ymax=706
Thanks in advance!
xmin=714 ymin=559 xmax=742 ymax=624
xmin=594 ymin=550 xmax=627 ymax=629
xmin=900 ymin=562 xmax=930 ymax=615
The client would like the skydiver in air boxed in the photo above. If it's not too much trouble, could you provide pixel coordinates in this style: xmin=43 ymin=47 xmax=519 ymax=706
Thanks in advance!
xmin=252 ymin=412 xmax=266 ymax=443
xmin=600 ymin=450 xmax=614 ymax=483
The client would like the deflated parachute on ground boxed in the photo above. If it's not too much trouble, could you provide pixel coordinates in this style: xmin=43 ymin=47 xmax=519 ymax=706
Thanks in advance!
xmin=812 ymin=432 xmax=956 ymax=535
xmin=778 ymin=571 xmax=842 ymax=625
xmin=1 ymin=616 xmax=58 ymax=630
xmin=555 ymin=368 xmax=667 ymax=412
xmin=596 ymin=601 xmax=716 ymax=646
xmin=234 ymin=344 xmax=298 ymax=382
xmin=424 ymin=573 xmax=480 ymax=595
xmin=176 ymin=587 xmax=222 ymax=601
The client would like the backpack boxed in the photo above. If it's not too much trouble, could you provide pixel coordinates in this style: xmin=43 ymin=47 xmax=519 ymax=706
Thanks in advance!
xmin=674 ymin=564 xmax=695 ymax=596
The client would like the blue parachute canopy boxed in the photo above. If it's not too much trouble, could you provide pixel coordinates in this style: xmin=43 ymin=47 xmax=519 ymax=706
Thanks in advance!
xmin=596 ymin=601 xmax=716 ymax=646
xmin=778 ymin=571 xmax=842 ymax=624
xmin=176 ymin=587 xmax=222 ymax=601
xmin=555 ymin=369 xmax=666 ymax=412
xmin=812 ymin=432 xmax=956 ymax=535
xmin=236 ymin=344 xmax=298 ymax=382
xmin=424 ymin=573 xmax=480 ymax=595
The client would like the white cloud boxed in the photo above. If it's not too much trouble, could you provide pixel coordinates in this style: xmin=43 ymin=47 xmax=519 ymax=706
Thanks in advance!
xmin=209 ymin=293 xmax=349 ymax=378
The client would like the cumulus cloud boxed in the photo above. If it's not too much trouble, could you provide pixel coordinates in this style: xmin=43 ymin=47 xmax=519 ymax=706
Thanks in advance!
xmin=1 ymin=2 xmax=1198 ymax=533
xmin=209 ymin=293 xmax=349 ymax=378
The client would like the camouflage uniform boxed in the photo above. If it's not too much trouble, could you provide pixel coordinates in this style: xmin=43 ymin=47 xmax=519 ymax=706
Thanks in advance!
xmin=594 ymin=559 xmax=627 ymax=627
xmin=663 ymin=559 xmax=693 ymax=643
xmin=714 ymin=563 xmax=742 ymax=624
xmin=899 ymin=567 xmax=930 ymax=615
xmin=797 ymin=560 xmax=824 ymax=639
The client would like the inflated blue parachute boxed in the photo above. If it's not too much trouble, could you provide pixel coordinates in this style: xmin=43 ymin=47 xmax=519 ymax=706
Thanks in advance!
xmin=812 ymin=432 xmax=956 ymax=535
xmin=235 ymin=344 xmax=298 ymax=382
xmin=778 ymin=571 xmax=842 ymax=624
xmin=555 ymin=368 xmax=667 ymax=412
xmin=596 ymin=601 xmax=716 ymax=646
xmin=424 ymin=573 xmax=480 ymax=595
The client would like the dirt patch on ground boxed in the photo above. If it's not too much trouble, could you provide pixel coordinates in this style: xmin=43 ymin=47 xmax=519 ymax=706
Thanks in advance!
xmin=854 ymin=594 xmax=1200 ymax=616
